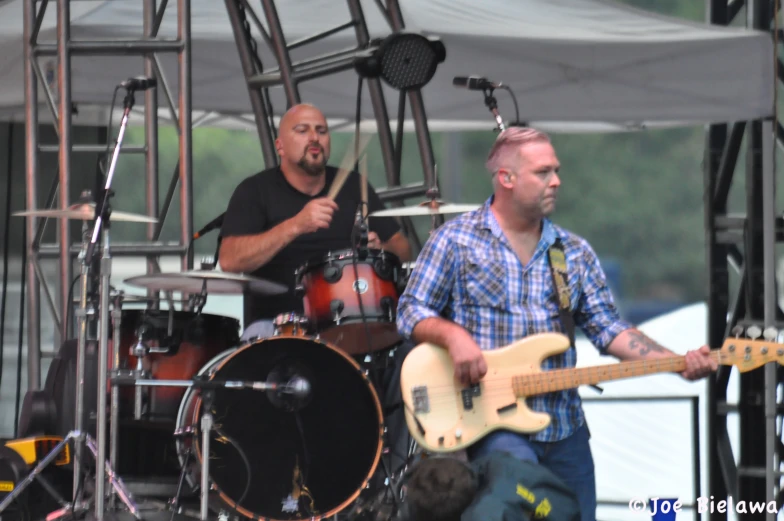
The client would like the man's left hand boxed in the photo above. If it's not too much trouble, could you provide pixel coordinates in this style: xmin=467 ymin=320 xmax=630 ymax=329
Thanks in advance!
xmin=368 ymin=231 xmax=382 ymax=249
xmin=680 ymin=345 xmax=718 ymax=381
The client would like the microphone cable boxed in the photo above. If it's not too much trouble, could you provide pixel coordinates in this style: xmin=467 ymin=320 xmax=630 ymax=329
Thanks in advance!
xmin=214 ymin=425 xmax=252 ymax=521
xmin=349 ymin=75 xmax=380 ymax=387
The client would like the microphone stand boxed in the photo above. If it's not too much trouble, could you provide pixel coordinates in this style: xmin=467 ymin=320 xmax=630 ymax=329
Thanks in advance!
xmin=86 ymin=86 xmax=139 ymax=521
xmin=109 ymin=375 xmax=283 ymax=521
xmin=482 ymin=87 xmax=506 ymax=131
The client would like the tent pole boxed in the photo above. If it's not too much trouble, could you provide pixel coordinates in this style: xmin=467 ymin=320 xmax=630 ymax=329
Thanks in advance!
xmin=223 ymin=0 xmax=278 ymax=168
xmin=56 ymin=0 xmax=73 ymax=349
xmin=384 ymin=0 xmax=438 ymax=194
xmin=178 ymin=0 xmax=193 ymax=273
xmin=24 ymin=0 xmax=41 ymax=392
xmin=144 ymin=0 xmax=161 ymax=293
xmin=346 ymin=0 xmax=397 ymax=186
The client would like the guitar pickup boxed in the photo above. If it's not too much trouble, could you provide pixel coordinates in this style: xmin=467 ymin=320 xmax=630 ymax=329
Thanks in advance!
xmin=412 ymin=386 xmax=429 ymax=414
xmin=461 ymin=383 xmax=481 ymax=410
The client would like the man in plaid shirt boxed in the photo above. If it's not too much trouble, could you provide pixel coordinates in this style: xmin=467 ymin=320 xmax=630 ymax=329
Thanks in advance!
xmin=396 ymin=127 xmax=717 ymax=521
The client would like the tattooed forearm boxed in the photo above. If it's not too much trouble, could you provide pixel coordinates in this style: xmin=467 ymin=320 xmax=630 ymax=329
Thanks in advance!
xmin=627 ymin=331 xmax=667 ymax=356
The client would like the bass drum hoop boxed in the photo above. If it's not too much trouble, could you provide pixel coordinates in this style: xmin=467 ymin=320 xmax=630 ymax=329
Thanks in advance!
xmin=184 ymin=335 xmax=385 ymax=521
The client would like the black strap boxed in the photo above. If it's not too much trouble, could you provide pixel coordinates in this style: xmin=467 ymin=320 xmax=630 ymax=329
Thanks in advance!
xmin=547 ymin=238 xmax=575 ymax=346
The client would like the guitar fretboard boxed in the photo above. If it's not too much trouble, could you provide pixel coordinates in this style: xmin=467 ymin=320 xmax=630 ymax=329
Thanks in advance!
xmin=511 ymin=351 xmax=723 ymax=397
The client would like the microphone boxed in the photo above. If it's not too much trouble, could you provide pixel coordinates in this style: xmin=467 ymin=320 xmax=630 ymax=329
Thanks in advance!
xmin=354 ymin=207 xmax=369 ymax=258
xmin=279 ymin=376 xmax=311 ymax=400
xmin=119 ymin=76 xmax=158 ymax=91
xmin=453 ymin=76 xmax=503 ymax=90
xmin=193 ymin=212 xmax=225 ymax=240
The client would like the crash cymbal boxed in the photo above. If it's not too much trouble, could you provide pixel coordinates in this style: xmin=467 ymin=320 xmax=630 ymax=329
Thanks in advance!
xmin=124 ymin=270 xmax=287 ymax=296
xmin=14 ymin=202 xmax=157 ymax=223
xmin=369 ymin=200 xmax=479 ymax=218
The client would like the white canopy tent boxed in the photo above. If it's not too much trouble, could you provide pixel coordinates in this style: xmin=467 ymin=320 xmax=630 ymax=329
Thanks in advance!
xmin=0 ymin=0 xmax=774 ymax=129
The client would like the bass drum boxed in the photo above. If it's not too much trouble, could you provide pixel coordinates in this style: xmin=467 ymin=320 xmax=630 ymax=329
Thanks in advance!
xmin=175 ymin=336 xmax=384 ymax=521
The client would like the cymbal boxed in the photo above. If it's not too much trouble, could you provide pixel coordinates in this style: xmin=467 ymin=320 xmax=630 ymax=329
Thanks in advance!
xmin=13 ymin=202 xmax=157 ymax=223
xmin=124 ymin=270 xmax=287 ymax=296
xmin=369 ymin=200 xmax=480 ymax=218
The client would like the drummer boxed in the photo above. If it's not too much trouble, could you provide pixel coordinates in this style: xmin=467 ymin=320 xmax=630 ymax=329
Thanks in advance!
xmin=219 ymin=102 xmax=414 ymax=477
xmin=218 ymin=102 xmax=412 ymax=336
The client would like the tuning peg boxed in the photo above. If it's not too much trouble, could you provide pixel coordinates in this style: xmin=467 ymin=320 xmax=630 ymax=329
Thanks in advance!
xmin=746 ymin=325 xmax=762 ymax=340
xmin=763 ymin=327 xmax=779 ymax=342
xmin=731 ymin=325 xmax=745 ymax=338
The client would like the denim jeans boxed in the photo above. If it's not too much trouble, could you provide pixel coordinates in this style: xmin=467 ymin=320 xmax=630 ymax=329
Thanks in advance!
xmin=467 ymin=423 xmax=596 ymax=521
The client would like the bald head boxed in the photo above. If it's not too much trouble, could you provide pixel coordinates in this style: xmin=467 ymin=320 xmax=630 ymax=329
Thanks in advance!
xmin=276 ymin=103 xmax=331 ymax=177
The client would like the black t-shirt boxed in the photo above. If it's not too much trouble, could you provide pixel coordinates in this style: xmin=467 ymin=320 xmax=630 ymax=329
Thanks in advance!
xmin=220 ymin=165 xmax=401 ymax=325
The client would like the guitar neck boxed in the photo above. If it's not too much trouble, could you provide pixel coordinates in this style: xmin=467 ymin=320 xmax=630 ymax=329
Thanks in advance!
xmin=512 ymin=350 xmax=723 ymax=397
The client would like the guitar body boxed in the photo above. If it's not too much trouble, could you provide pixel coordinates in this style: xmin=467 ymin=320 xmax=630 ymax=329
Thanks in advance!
xmin=400 ymin=332 xmax=571 ymax=453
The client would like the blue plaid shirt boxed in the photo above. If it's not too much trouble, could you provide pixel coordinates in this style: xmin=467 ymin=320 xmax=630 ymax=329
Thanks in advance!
xmin=396 ymin=197 xmax=632 ymax=442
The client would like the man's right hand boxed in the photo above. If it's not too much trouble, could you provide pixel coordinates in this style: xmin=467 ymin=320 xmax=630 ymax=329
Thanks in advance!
xmin=292 ymin=198 xmax=338 ymax=234
xmin=449 ymin=338 xmax=488 ymax=386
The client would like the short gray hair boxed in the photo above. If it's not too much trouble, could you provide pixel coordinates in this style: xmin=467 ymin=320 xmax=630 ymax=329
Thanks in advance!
xmin=485 ymin=127 xmax=551 ymax=175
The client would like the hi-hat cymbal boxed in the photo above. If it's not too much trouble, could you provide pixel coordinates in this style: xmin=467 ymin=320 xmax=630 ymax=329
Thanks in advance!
xmin=124 ymin=270 xmax=287 ymax=296
xmin=13 ymin=202 xmax=157 ymax=223
xmin=369 ymin=200 xmax=480 ymax=218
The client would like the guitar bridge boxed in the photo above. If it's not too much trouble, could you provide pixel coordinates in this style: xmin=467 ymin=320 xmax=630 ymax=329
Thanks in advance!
xmin=461 ymin=383 xmax=481 ymax=410
xmin=412 ymin=386 xmax=429 ymax=414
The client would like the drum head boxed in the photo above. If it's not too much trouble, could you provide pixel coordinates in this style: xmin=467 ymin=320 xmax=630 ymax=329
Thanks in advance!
xmin=193 ymin=336 xmax=383 ymax=521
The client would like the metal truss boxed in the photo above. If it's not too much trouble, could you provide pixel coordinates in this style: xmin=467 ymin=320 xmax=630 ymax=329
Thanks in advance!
xmin=705 ymin=1 xmax=784 ymax=519
xmin=22 ymin=0 xmax=194 ymax=390
xmin=222 ymin=0 xmax=439 ymax=212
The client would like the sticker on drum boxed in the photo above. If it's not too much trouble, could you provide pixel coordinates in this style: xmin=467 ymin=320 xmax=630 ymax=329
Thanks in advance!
xmin=174 ymin=335 xmax=384 ymax=521
xmin=273 ymin=312 xmax=311 ymax=337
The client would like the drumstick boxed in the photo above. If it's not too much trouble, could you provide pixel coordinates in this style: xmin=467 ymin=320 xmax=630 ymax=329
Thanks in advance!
xmin=327 ymin=133 xmax=373 ymax=201
xmin=359 ymin=155 xmax=368 ymax=218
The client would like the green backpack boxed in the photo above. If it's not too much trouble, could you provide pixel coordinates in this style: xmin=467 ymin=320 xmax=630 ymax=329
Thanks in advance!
xmin=462 ymin=452 xmax=581 ymax=521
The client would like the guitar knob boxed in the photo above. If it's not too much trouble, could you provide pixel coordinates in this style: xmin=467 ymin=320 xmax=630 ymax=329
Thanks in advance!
xmin=455 ymin=429 xmax=463 ymax=440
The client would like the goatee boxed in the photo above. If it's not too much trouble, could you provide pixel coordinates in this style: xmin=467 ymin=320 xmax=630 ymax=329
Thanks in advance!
xmin=298 ymin=157 xmax=326 ymax=177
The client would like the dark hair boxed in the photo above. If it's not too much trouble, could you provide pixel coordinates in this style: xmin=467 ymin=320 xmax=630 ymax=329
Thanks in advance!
xmin=405 ymin=457 xmax=479 ymax=521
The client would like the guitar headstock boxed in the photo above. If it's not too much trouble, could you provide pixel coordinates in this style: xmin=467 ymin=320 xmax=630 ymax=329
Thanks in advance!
xmin=720 ymin=326 xmax=784 ymax=372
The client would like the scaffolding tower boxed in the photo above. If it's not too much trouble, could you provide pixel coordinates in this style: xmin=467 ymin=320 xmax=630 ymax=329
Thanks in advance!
xmin=22 ymin=0 xmax=194 ymax=391
xmin=705 ymin=1 xmax=783 ymax=520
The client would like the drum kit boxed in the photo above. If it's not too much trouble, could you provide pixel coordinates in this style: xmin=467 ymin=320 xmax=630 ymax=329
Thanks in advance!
xmin=1 ymin=182 xmax=479 ymax=521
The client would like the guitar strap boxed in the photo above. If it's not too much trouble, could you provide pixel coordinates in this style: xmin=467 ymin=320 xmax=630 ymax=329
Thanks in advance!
xmin=547 ymin=238 xmax=576 ymax=347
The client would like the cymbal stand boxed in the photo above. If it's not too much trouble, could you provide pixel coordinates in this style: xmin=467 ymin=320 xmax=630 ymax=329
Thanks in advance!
xmin=109 ymin=290 xmax=125 ymax=495
xmin=110 ymin=376 xmax=275 ymax=521
xmin=73 ymin=222 xmax=94 ymax=505
xmin=86 ymin=84 xmax=140 ymax=521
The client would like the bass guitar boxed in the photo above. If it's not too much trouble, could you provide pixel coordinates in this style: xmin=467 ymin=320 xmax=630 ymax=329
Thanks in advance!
xmin=400 ymin=331 xmax=782 ymax=453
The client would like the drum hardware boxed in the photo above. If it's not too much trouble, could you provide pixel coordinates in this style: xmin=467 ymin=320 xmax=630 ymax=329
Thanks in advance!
xmin=0 ymin=431 xmax=139 ymax=520
xmin=109 ymin=374 xmax=286 ymax=521
xmin=8 ymin=177 xmax=154 ymax=519
xmin=128 ymin=329 xmax=153 ymax=420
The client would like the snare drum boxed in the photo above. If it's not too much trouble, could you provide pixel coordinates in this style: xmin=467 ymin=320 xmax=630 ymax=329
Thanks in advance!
xmin=295 ymin=249 xmax=403 ymax=355
xmin=175 ymin=335 xmax=384 ymax=521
